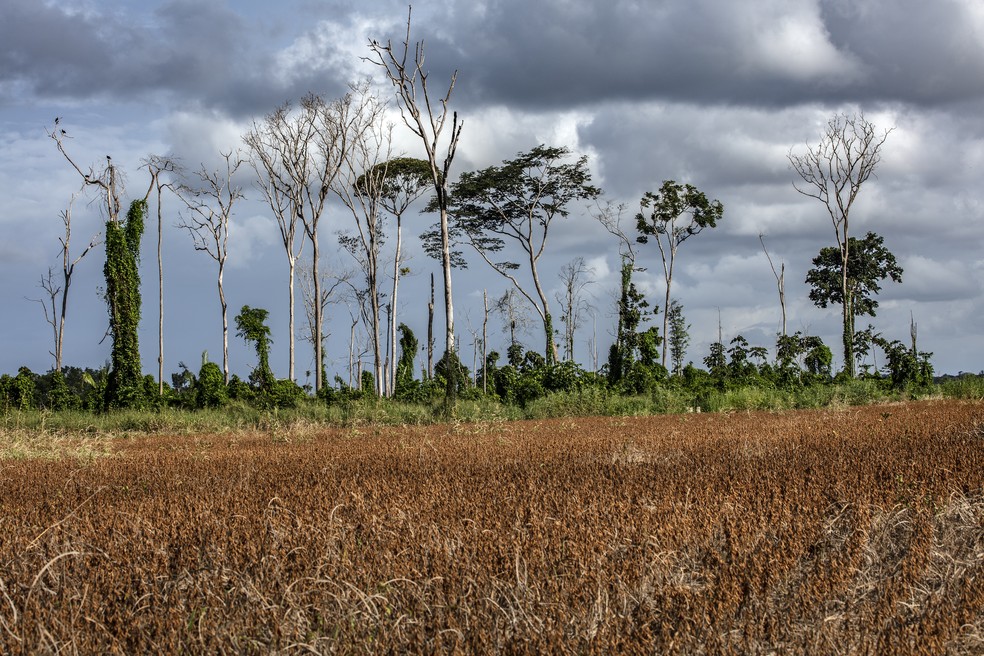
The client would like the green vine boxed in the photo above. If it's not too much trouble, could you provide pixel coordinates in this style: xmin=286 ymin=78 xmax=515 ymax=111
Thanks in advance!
xmin=104 ymin=200 xmax=146 ymax=409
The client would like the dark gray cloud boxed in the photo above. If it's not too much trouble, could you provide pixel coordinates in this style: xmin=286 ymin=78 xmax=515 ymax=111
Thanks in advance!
xmin=6 ymin=0 xmax=984 ymax=118
xmin=3 ymin=0 xmax=984 ymax=378
xmin=409 ymin=0 xmax=984 ymax=110
xmin=0 ymin=0 xmax=351 ymax=116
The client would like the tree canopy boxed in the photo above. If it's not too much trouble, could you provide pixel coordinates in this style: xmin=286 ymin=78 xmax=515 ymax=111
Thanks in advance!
xmin=806 ymin=231 xmax=903 ymax=318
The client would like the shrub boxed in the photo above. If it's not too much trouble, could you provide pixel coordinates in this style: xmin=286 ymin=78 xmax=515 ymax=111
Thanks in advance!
xmin=196 ymin=362 xmax=228 ymax=409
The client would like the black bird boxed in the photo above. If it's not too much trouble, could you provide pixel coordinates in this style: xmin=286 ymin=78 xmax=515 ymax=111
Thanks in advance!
xmin=54 ymin=116 xmax=61 ymax=125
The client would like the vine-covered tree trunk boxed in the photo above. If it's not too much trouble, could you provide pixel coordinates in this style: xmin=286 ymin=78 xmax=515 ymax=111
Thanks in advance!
xmin=104 ymin=200 xmax=146 ymax=409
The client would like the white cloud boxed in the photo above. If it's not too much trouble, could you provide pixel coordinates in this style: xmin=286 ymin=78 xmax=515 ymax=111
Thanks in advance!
xmin=228 ymin=214 xmax=277 ymax=269
xmin=742 ymin=7 xmax=863 ymax=82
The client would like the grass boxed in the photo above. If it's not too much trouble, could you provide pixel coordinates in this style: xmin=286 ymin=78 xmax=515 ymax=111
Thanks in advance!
xmin=0 ymin=379 xmax=969 ymax=446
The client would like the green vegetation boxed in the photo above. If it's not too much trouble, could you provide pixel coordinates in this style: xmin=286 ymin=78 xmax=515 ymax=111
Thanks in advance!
xmin=2 ymin=346 xmax=975 ymax=438
xmin=103 ymin=200 xmax=146 ymax=410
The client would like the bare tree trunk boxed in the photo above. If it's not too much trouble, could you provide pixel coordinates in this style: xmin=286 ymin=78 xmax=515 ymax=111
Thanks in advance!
xmin=482 ymin=289 xmax=489 ymax=394
xmin=288 ymin=259 xmax=296 ymax=381
xmin=440 ymin=206 xmax=455 ymax=361
xmin=370 ymin=266 xmax=382 ymax=396
xmin=313 ymin=237 xmax=323 ymax=390
xmin=157 ymin=181 xmax=164 ymax=394
xmin=759 ymin=234 xmax=786 ymax=338
xmin=390 ymin=215 xmax=402 ymax=395
xmin=529 ymin=255 xmax=558 ymax=364
xmin=910 ymin=312 xmax=918 ymax=354
xmin=349 ymin=318 xmax=357 ymax=387
xmin=56 ymin=289 xmax=66 ymax=371
xmin=218 ymin=262 xmax=229 ymax=384
xmin=842 ymin=243 xmax=853 ymax=377
xmin=427 ymin=272 xmax=435 ymax=379
xmin=662 ymin=264 xmax=673 ymax=369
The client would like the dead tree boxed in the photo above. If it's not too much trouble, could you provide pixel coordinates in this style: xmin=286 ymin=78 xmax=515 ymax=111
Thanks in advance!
xmin=32 ymin=195 xmax=100 ymax=371
xmin=368 ymin=7 xmax=464 ymax=398
xmin=142 ymin=155 xmax=179 ymax=395
xmin=177 ymin=151 xmax=245 ymax=384
xmin=243 ymin=103 xmax=310 ymax=383
xmin=333 ymin=86 xmax=392 ymax=396
xmin=374 ymin=157 xmax=431 ymax=395
xmin=759 ymin=233 xmax=787 ymax=338
xmin=555 ymin=257 xmax=596 ymax=362
xmin=789 ymin=112 xmax=892 ymax=377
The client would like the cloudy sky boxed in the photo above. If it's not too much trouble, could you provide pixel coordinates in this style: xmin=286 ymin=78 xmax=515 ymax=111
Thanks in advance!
xmin=2 ymin=0 xmax=983 ymax=385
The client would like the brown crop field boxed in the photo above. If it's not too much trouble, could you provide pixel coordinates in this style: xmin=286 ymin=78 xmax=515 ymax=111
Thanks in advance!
xmin=1 ymin=400 xmax=982 ymax=654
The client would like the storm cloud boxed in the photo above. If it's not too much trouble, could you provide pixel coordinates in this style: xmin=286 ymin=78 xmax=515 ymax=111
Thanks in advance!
xmin=2 ymin=0 xmax=982 ymax=378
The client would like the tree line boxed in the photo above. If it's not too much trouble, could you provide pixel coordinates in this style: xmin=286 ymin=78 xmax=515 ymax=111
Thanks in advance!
xmin=2 ymin=11 xmax=937 ymax=414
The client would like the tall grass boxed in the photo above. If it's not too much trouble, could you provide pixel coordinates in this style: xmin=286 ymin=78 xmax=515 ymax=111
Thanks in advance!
xmin=0 ymin=378 xmax=966 ymax=440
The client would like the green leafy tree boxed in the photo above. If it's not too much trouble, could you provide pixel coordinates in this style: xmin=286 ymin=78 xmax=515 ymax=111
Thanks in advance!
xmin=2 ymin=367 xmax=38 ymax=411
xmin=802 ymin=337 xmax=833 ymax=380
xmin=703 ymin=341 xmax=727 ymax=379
xmin=43 ymin=368 xmax=76 ymax=410
xmin=235 ymin=305 xmax=274 ymax=392
xmin=667 ymin=300 xmax=690 ymax=376
xmin=874 ymin=336 xmax=933 ymax=389
xmin=104 ymin=200 xmax=147 ymax=409
xmin=196 ymin=355 xmax=228 ymax=409
xmin=636 ymin=180 xmax=723 ymax=368
xmin=431 ymin=144 xmax=601 ymax=364
xmin=789 ymin=112 xmax=892 ymax=377
xmin=607 ymin=259 xmax=651 ymax=386
xmin=806 ymin=231 xmax=902 ymax=373
xmin=394 ymin=323 xmax=420 ymax=400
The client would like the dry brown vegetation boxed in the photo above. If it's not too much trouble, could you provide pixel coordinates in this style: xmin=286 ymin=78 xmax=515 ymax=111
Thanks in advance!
xmin=1 ymin=400 xmax=982 ymax=654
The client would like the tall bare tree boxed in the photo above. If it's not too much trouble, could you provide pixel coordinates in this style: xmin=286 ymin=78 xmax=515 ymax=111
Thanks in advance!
xmin=244 ymin=91 xmax=359 ymax=392
xmin=556 ymin=257 xmax=596 ymax=362
xmin=32 ymin=195 xmax=100 ymax=371
xmin=759 ymin=233 xmax=787 ymax=338
xmin=297 ymin=259 xmax=353 ymax=387
xmin=369 ymin=8 xmax=464 ymax=398
xmin=48 ymin=120 xmax=124 ymax=226
xmin=333 ymin=88 xmax=392 ymax=396
xmin=243 ymin=103 xmax=309 ymax=383
xmin=493 ymin=287 xmax=534 ymax=355
xmin=788 ymin=112 xmax=892 ymax=377
xmin=177 ymin=151 xmax=245 ymax=384
xmin=142 ymin=155 xmax=179 ymax=395
xmin=374 ymin=157 xmax=431 ymax=395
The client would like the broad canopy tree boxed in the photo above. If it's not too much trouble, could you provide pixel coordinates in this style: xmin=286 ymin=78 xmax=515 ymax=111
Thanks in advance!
xmin=806 ymin=231 xmax=902 ymax=372
xmin=431 ymin=144 xmax=601 ymax=364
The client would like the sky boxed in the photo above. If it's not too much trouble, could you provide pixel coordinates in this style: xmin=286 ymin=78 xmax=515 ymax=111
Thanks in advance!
xmin=2 ymin=0 xmax=983 ymax=385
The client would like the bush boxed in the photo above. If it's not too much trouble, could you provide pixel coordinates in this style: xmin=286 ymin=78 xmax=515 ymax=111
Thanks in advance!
xmin=196 ymin=362 xmax=228 ymax=409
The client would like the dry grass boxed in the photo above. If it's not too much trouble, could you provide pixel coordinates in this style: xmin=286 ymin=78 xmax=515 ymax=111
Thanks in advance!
xmin=0 ymin=399 xmax=981 ymax=654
